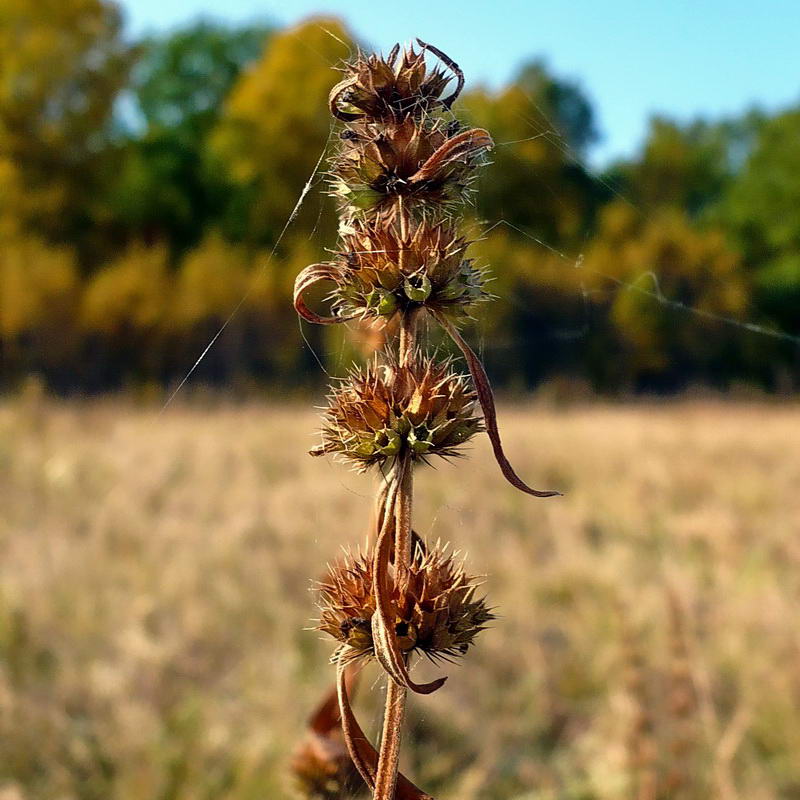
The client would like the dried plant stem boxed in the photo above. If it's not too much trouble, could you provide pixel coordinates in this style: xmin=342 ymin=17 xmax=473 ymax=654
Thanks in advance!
xmin=374 ymin=312 xmax=417 ymax=800
xmin=398 ymin=308 xmax=418 ymax=367
xmin=374 ymin=459 xmax=413 ymax=798
xmin=374 ymin=677 xmax=408 ymax=799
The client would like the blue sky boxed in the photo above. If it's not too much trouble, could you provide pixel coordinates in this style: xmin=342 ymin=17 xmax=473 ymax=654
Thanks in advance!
xmin=120 ymin=0 xmax=800 ymax=165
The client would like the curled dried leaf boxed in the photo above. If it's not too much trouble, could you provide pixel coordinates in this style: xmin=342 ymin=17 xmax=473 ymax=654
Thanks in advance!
xmin=415 ymin=38 xmax=464 ymax=108
xmin=294 ymin=263 xmax=353 ymax=325
xmin=337 ymin=659 xmax=436 ymax=800
xmin=371 ymin=474 xmax=448 ymax=695
xmin=433 ymin=310 xmax=562 ymax=498
xmin=409 ymin=128 xmax=493 ymax=184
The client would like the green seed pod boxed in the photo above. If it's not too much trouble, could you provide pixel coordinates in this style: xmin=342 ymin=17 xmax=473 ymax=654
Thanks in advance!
xmin=408 ymin=426 xmax=434 ymax=454
xmin=364 ymin=288 xmax=398 ymax=317
xmin=403 ymin=272 xmax=432 ymax=302
xmin=375 ymin=428 xmax=402 ymax=456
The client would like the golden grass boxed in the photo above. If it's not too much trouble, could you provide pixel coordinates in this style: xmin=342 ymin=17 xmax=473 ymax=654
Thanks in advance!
xmin=1 ymin=398 xmax=799 ymax=799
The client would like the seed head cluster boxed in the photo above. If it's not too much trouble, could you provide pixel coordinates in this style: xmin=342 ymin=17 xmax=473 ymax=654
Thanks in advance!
xmin=318 ymin=545 xmax=493 ymax=666
xmin=311 ymin=354 xmax=483 ymax=469
xmin=330 ymin=218 xmax=488 ymax=322
xmin=329 ymin=45 xmax=458 ymax=122
xmin=332 ymin=115 xmax=491 ymax=218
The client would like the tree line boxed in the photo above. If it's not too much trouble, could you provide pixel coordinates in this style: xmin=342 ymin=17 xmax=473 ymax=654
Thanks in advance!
xmin=1 ymin=0 xmax=798 ymax=395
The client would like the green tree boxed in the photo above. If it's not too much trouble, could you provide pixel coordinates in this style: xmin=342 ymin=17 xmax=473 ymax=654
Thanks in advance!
xmin=134 ymin=21 xmax=271 ymax=133
xmin=713 ymin=107 xmax=800 ymax=375
xmin=721 ymin=108 xmax=800 ymax=259
xmin=610 ymin=113 xmax=764 ymax=218
xmin=110 ymin=21 xmax=272 ymax=251
xmin=515 ymin=60 xmax=598 ymax=155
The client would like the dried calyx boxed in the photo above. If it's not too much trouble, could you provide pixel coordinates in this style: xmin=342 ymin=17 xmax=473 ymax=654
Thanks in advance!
xmin=318 ymin=543 xmax=493 ymax=666
xmin=311 ymin=353 xmax=483 ymax=470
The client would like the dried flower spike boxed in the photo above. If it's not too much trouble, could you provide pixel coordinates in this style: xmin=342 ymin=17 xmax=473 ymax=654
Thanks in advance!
xmin=294 ymin=40 xmax=560 ymax=800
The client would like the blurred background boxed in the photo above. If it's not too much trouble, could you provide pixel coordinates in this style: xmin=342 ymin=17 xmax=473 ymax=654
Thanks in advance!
xmin=1 ymin=2 xmax=800 ymax=799
xmin=1 ymin=0 xmax=799 ymax=395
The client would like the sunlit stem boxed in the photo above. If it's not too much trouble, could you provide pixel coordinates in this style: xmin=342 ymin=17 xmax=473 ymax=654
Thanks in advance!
xmin=373 ymin=311 xmax=416 ymax=800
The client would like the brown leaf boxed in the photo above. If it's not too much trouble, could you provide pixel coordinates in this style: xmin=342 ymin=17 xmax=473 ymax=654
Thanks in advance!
xmin=294 ymin=263 xmax=350 ymax=325
xmin=371 ymin=460 xmax=447 ymax=695
xmin=433 ymin=310 xmax=562 ymax=498
xmin=409 ymin=128 xmax=493 ymax=184
xmin=337 ymin=659 xmax=436 ymax=799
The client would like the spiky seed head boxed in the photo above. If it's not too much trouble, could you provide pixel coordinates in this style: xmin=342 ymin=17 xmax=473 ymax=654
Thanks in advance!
xmin=331 ymin=116 xmax=490 ymax=217
xmin=291 ymin=733 xmax=364 ymax=799
xmin=311 ymin=354 xmax=483 ymax=470
xmin=331 ymin=45 xmax=454 ymax=122
xmin=317 ymin=544 xmax=493 ymax=665
xmin=331 ymin=218 xmax=488 ymax=322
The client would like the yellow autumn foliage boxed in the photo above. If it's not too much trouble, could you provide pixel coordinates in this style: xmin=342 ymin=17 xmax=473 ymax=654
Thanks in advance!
xmin=210 ymin=18 xmax=353 ymax=242
xmin=0 ymin=0 xmax=130 ymax=236
xmin=0 ymin=234 xmax=78 ymax=338
xmin=82 ymin=243 xmax=172 ymax=334
xmin=174 ymin=234 xmax=250 ymax=326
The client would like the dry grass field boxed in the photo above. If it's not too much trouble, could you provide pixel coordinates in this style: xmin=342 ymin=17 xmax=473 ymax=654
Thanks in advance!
xmin=1 ymin=396 xmax=799 ymax=800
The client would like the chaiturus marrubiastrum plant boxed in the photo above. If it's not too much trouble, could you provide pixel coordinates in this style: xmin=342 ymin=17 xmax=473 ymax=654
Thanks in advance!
xmin=291 ymin=40 xmax=560 ymax=800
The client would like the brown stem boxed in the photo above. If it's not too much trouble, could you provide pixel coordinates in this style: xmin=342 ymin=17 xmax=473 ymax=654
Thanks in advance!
xmin=398 ymin=308 xmax=418 ymax=367
xmin=374 ymin=312 xmax=417 ymax=800
xmin=373 ymin=455 xmax=413 ymax=798
xmin=373 ymin=676 xmax=407 ymax=799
